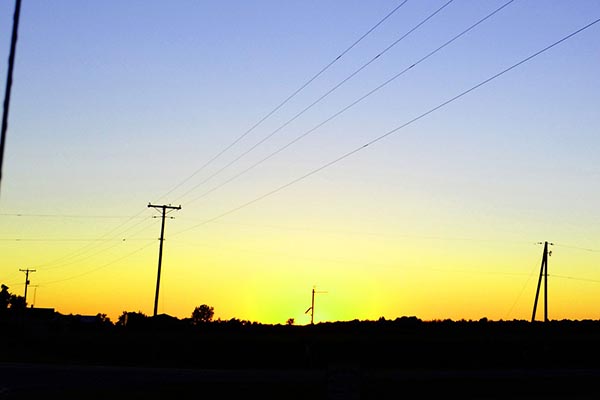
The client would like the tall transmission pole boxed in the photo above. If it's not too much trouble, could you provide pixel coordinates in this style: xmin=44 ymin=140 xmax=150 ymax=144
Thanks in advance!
xmin=531 ymin=241 xmax=553 ymax=322
xmin=305 ymin=286 xmax=327 ymax=325
xmin=148 ymin=203 xmax=181 ymax=317
xmin=0 ymin=0 xmax=23 ymax=197
xmin=19 ymin=268 xmax=35 ymax=305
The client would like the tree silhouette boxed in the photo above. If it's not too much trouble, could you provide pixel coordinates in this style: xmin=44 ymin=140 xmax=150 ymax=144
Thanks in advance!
xmin=0 ymin=284 xmax=26 ymax=319
xmin=191 ymin=304 xmax=214 ymax=325
xmin=9 ymin=294 xmax=26 ymax=310
xmin=117 ymin=311 xmax=147 ymax=328
xmin=96 ymin=313 xmax=113 ymax=326
xmin=0 ymin=284 xmax=9 ymax=309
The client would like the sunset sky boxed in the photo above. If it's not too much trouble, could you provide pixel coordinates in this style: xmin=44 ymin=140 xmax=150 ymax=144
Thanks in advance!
xmin=0 ymin=1 xmax=599 ymax=325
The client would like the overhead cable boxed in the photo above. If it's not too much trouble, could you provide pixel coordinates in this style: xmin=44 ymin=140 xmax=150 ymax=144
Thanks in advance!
xmin=185 ymin=0 xmax=515 ymax=205
xmin=171 ymin=17 xmax=600 ymax=237
xmin=173 ymin=0 xmax=454 ymax=203
xmin=157 ymin=1 xmax=410 ymax=203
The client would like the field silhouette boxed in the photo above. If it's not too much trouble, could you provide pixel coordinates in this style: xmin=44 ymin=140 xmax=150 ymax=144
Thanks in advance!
xmin=2 ymin=309 xmax=600 ymax=399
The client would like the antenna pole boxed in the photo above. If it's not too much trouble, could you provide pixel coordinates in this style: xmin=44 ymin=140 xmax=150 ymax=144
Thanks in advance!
xmin=544 ymin=242 xmax=551 ymax=322
xmin=148 ymin=203 xmax=181 ymax=316
xmin=32 ymin=285 xmax=38 ymax=307
xmin=311 ymin=288 xmax=315 ymax=325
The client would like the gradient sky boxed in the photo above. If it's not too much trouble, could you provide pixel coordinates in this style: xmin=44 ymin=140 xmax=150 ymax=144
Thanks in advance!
xmin=0 ymin=1 xmax=599 ymax=325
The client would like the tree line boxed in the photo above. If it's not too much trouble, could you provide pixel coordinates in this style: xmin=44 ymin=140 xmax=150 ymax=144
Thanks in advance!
xmin=0 ymin=282 xmax=234 ymax=327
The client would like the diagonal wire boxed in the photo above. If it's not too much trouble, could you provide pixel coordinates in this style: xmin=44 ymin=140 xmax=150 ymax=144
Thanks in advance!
xmin=185 ymin=0 xmax=514 ymax=206
xmin=38 ymin=241 xmax=156 ymax=285
xmin=9 ymin=3 xmax=409 ymax=277
xmin=171 ymin=16 xmax=600 ymax=238
xmin=0 ymin=0 xmax=22 ymax=197
xmin=173 ymin=0 xmax=454 ymax=204
xmin=156 ymin=1 xmax=410 ymax=203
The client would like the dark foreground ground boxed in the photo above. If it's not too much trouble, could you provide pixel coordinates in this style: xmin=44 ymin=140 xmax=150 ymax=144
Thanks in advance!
xmin=2 ymin=363 xmax=600 ymax=399
xmin=2 ymin=317 xmax=600 ymax=399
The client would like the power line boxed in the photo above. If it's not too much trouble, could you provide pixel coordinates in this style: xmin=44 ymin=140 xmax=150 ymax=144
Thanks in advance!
xmin=3 ymin=210 xmax=171 ymax=271
xmin=31 ymin=214 xmax=155 ymax=269
xmin=0 ymin=238 xmax=151 ymax=242
xmin=173 ymin=0 xmax=455 ymax=204
xmin=203 ymin=219 xmax=531 ymax=245
xmin=35 ymin=240 xmax=135 ymax=272
xmin=184 ymin=0 xmax=515 ymax=206
xmin=28 ymin=207 xmax=176 ymax=274
xmin=25 ymin=12 xmax=599 ymax=291
xmin=0 ymin=213 xmax=148 ymax=219
xmin=0 ymin=270 xmax=21 ymax=284
xmin=156 ymin=1 xmax=410 ymax=203
xmin=553 ymin=243 xmax=600 ymax=253
xmin=33 ymin=215 xmax=163 ymax=272
xmin=551 ymin=274 xmax=600 ymax=284
xmin=176 ymin=237 xmax=541 ymax=276
xmin=25 ymin=211 xmax=156 ymax=269
xmin=38 ymin=241 xmax=156 ymax=286
xmin=10 ymin=7 xmax=598 ymax=306
xmin=26 ymin=215 xmax=155 ymax=271
xmin=504 ymin=251 xmax=544 ymax=320
xmin=170 ymin=16 xmax=600 ymax=238
xmin=21 ymin=2 xmax=409 ymax=279
xmin=7 ymin=1 xmax=453 ymax=287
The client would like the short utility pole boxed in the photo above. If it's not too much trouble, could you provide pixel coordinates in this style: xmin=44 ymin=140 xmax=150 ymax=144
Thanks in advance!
xmin=305 ymin=286 xmax=327 ymax=325
xmin=19 ymin=268 xmax=35 ymax=304
xmin=148 ymin=203 xmax=181 ymax=317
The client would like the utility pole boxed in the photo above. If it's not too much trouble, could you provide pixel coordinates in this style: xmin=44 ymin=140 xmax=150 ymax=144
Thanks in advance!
xmin=0 ymin=0 xmax=23 ymax=196
xmin=305 ymin=286 xmax=327 ymax=325
xmin=148 ymin=203 xmax=181 ymax=317
xmin=532 ymin=241 xmax=553 ymax=322
xmin=19 ymin=268 xmax=35 ymax=305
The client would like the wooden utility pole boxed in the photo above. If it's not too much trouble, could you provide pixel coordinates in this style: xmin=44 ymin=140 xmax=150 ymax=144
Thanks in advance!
xmin=0 ymin=0 xmax=22 ymax=196
xmin=19 ymin=268 xmax=35 ymax=304
xmin=532 ymin=241 xmax=552 ymax=322
xmin=148 ymin=203 xmax=181 ymax=317
xmin=305 ymin=287 xmax=327 ymax=325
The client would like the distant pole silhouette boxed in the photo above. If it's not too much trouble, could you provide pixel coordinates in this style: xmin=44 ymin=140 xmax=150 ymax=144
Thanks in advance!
xmin=0 ymin=0 xmax=23 ymax=197
xmin=19 ymin=268 xmax=35 ymax=304
xmin=148 ymin=203 xmax=181 ymax=316
xmin=531 ymin=241 xmax=552 ymax=322
xmin=31 ymin=285 xmax=39 ymax=307
xmin=305 ymin=286 xmax=327 ymax=325
xmin=310 ymin=288 xmax=315 ymax=324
